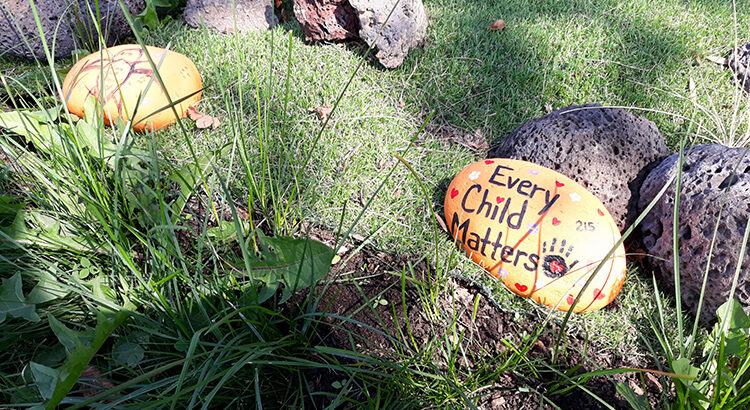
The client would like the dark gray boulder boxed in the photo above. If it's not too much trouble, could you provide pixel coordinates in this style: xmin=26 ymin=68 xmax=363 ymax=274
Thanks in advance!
xmin=729 ymin=42 xmax=750 ymax=93
xmin=0 ymin=0 xmax=144 ymax=60
xmin=488 ymin=104 xmax=670 ymax=232
xmin=183 ymin=0 xmax=277 ymax=34
xmin=349 ymin=0 xmax=427 ymax=69
xmin=638 ymin=144 xmax=750 ymax=322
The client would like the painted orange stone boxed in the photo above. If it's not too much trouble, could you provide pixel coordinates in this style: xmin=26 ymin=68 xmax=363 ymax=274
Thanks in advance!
xmin=444 ymin=159 xmax=626 ymax=312
xmin=62 ymin=44 xmax=202 ymax=132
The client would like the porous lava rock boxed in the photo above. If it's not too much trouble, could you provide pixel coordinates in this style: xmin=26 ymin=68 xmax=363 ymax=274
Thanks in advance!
xmin=292 ymin=0 xmax=359 ymax=41
xmin=488 ymin=104 xmax=669 ymax=232
xmin=349 ymin=0 xmax=428 ymax=68
xmin=0 ymin=0 xmax=144 ymax=60
xmin=638 ymin=144 xmax=750 ymax=323
xmin=292 ymin=0 xmax=427 ymax=68
xmin=729 ymin=42 xmax=750 ymax=93
xmin=183 ymin=0 xmax=277 ymax=33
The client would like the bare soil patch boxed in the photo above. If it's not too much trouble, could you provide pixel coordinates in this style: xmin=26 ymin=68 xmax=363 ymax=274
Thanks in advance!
xmin=295 ymin=240 xmax=666 ymax=408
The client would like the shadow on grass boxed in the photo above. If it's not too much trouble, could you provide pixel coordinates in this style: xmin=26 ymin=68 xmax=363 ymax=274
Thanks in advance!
xmin=402 ymin=0 xmax=742 ymax=147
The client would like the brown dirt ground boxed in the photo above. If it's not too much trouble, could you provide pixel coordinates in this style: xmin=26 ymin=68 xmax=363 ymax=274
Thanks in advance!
xmin=291 ymin=237 xmax=668 ymax=409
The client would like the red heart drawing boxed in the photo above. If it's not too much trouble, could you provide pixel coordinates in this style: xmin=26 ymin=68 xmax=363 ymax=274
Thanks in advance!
xmin=514 ymin=283 xmax=528 ymax=292
xmin=450 ymin=188 xmax=459 ymax=199
xmin=552 ymin=217 xmax=561 ymax=226
xmin=597 ymin=209 xmax=605 ymax=216
xmin=567 ymin=294 xmax=575 ymax=305
xmin=594 ymin=288 xmax=605 ymax=300
xmin=484 ymin=160 xmax=495 ymax=164
xmin=555 ymin=181 xmax=564 ymax=188
xmin=549 ymin=260 xmax=565 ymax=275
xmin=496 ymin=196 xmax=505 ymax=204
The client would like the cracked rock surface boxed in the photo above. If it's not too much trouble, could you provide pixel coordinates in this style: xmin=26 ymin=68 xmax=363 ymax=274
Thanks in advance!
xmin=292 ymin=0 xmax=427 ymax=68
xmin=0 ymin=0 xmax=144 ymax=60
xmin=488 ymin=104 xmax=669 ymax=232
xmin=184 ymin=0 xmax=277 ymax=33
xmin=349 ymin=0 xmax=427 ymax=68
xmin=292 ymin=0 xmax=359 ymax=41
xmin=638 ymin=144 xmax=750 ymax=322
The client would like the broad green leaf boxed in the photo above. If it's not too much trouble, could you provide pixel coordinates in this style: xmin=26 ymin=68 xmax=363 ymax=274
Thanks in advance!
xmin=137 ymin=4 xmax=159 ymax=30
xmin=0 ymin=272 xmax=41 ymax=323
xmin=716 ymin=299 xmax=750 ymax=331
xmin=246 ymin=235 xmax=334 ymax=303
xmin=49 ymin=316 xmax=84 ymax=356
xmin=44 ymin=302 xmax=133 ymax=408
xmin=30 ymin=362 xmax=58 ymax=400
xmin=0 ymin=110 xmax=69 ymax=153
xmin=672 ymin=357 xmax=700 ymax=383
xmin=26 ymin=105 xmax=62 ymax=123
xmin=27 ymin=274 xmax=69 ymax=304
xmin=0 ymin=194 xmax=23 ymax=228
xmin=8 ymin=210 xmax=96 ymax=252
xmin=113 ymin=342 xmax=145 ymax=366
xmin=150 ymin=0 xmax=175 ymax=7
xmin=706 ymin=299 xmax=750 ymax=358
xmin=207 ymin=220 xmax=249 ymax=244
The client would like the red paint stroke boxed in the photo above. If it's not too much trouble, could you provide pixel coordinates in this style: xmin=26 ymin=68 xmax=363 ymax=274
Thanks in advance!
xmin=594 ymin=288 xmax=605 ymax=300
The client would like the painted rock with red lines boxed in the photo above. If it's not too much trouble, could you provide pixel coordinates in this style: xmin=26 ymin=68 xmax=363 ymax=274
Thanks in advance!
xmin=62 ymin=44 xmax=202 ymax=132
xmin=444 ymin=158 xmax=626 ymax=312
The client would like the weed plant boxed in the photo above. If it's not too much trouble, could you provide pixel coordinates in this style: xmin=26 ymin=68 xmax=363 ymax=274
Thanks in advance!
xmin=1 ymin=0 xmax=750 ymax=408
xmin=0 ymin=2 xmax=542 ymax=408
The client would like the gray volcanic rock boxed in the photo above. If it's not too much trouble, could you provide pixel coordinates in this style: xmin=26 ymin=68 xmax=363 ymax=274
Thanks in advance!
xmin=729 ymin=42 xmax=750 ymax=93
xmin=0 ymin=0 xmax=144 ymax=60
xmin=292 ymin=0 xmax=359 ymax=41
xmin=638 ymin=144 xmax=750 ymax=322
xmin=184 ymin=0 xmax=277 ymax=33
xmin=349 ymin=0 xmax=428 ymax=68
xmin=488 ymin=104 xmax=669 ymax=232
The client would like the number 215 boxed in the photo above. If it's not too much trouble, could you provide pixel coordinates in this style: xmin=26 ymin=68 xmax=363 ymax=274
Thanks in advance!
xmin=576 ymin=220 xmax=595 ymax=232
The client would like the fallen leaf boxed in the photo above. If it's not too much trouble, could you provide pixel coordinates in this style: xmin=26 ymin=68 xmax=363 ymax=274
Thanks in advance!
xmin=187 ymin=106 xmax=222 ymax=129
xmin=310 ymin=105 xmax=333 ymax=123
xmin=705 ymin=55 xmax=728 ymax=66
xmin=398 ymin=100 xmax=406 ymax=108
xmin=435 ymin=214 xmax=448 ymax=233
xmin=487 ymin=19 xmax=506 ymax=31
xmin=693 ymin=50 xmax=702 ymax=64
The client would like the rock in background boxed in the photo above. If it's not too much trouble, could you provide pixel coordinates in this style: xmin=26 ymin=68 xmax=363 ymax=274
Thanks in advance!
xmin=729 ymin=42 xmax=750 ymax=93
xmin=638 ymin=144 xmax=750 ymax=322
xmin=292 ymin=0 xmax=427 ymax=68
xmin=488 ymin=104 xmax=669 ymax=232
xmin=292 ymin=0 xmax=359 ymax=41
xmin=0 ymin=0 xmax=144 ymax=60
xmin=349 ymin=0 xmax=427 ymax=68
xmin=184 ymin=0 xmax=277 ymax=33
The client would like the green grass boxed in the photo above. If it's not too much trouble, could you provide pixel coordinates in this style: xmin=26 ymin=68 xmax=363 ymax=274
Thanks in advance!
xmin=1 ymin=0 xmax=750 ymax=407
